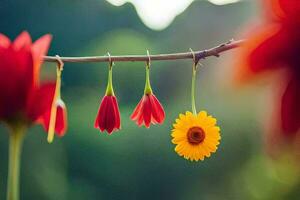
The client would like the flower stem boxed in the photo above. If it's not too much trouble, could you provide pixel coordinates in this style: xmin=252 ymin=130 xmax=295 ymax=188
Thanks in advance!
xmin=144 ymin=64 xmax=153 ymax=95
xmin=191 ymin=64 xmax=197 ymax=115
xmin=7 ymin=126 xmax=26 ymax=200
xmin=105 ymin=66 xmax=115 ymax=96
xmin=47 ymin=67 xmax=62 ymax=143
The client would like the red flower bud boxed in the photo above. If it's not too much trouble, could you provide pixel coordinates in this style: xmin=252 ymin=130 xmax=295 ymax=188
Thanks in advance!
xmin=94 ymin=95 xmax=121 ymax=134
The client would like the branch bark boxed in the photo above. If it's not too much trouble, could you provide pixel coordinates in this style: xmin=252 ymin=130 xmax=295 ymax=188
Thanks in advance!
xmin=44 ymin=39 xmax=244 ymax=63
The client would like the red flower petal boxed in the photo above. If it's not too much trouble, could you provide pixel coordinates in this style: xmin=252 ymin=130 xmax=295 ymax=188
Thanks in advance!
xmin=0 ymin=46 xmax=33 ymax=120
xmin=0 ymin=34 xmax=11 ymax=48
xmin=137 ymin=107 xmax=144 ymax=126
xmin=41 ymin=99 xmax=67 ymax=136
xmin=26 ymin=82 xmax=56 ymax=122
xmin=143 ymin=96 xmax=152 ymax=128
xmin=13 ymin=31 xmax=32 ymax=50
xmin=276 ymin=0 xmax=300 ymax=18
xmin=281 ymin=77 xmax=300 ymax=135
xmin=112 ymin=96 xmax=121 ymax=129
xmin=149 ymin=94 xmax=165 ymax=124
xmin=131 ymin=97 xmax=144 ymax=120
xmin=263 ymin=0 xmax=300 ymax=21
xmin=94 ymin=95 xmax=109 ymax=130
xmin=55 ymin=102 xmax=68 ymax=136
xmin=105 ymin=97 xmax=116 ymax=133
xmin=234 ymin=24 xmax=297 ymax=84
xmin=136 ymin=96 xmax=147 ymax=126
xmin=249 ymin=27 xmax=290 ymax=72
xmin=32 ymin=34 xmax=52 ymax=83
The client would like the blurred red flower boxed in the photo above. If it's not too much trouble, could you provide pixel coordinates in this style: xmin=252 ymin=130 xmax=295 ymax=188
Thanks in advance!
xmin=131 ymin=94 xmax=165 ymax=128
xmin=94 ymin=95 xmax=121 ymax=134
xmin=0 ymin=31 xmax=66 ymax=136
xmin=235 ymin=0 xmax=300 ymax=140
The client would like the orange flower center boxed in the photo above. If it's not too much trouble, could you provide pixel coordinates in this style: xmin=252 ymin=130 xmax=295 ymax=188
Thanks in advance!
xmin=187 ymin=127 xmax=205 ymax=145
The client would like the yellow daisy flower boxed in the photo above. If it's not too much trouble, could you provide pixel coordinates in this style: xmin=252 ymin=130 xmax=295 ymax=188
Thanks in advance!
xmin=171 ymin=111 xmax=221 ymax=161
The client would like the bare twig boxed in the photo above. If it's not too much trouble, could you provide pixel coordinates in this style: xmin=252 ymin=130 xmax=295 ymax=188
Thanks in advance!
xmin=44 ymin=39 xmax=244 ymax=63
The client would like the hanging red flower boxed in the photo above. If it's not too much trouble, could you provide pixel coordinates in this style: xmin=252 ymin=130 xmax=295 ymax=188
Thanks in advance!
xmin=41 ymin=99 xmax=68 ymax=137
xmin=95 ymin=95 xmax=121 ymax=134
xmin=131 ymin=94 xmax=165 ymax=128
xmin=235 ymin=0 xmax=300 ymax=141
xmin=131 ymin=61 xmax=165 ymax=128
xmin=94 ymin=62 xmax=121 ymax=134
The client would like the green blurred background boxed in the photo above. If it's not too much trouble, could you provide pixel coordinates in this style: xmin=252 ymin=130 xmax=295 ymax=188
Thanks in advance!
xmin=0 ymin=0 xmax=300 ymax=199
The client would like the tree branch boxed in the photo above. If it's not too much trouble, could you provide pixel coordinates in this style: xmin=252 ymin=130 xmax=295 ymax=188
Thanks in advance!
xmin=44 ymin=39 xmax=244 ymax=63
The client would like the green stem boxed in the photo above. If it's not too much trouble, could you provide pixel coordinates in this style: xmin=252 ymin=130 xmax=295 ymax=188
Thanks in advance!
xmin=105 ymin=67 xmax=115 ymax=96
xmin=47 ymin=67 xmax=62 ymax=143
xmin=191 ymin=64 xmax=197 ymax=115
xmin=56 ymin=68 xmax=62 ymax=99
xmin=7 ymin=126 xmax=26 ymax=200
xmin=144 ymin=64 xmax=153 ymax=95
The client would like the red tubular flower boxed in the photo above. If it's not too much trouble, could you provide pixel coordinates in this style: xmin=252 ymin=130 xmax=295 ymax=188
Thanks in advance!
xmin=0 ymin=31 xmax=67 ymax=136
xmin=95 ymin=95 xmax=121 ymax=134
xmin=94 ymin=64 xmax=121 ymax=134
xmin=235 ymin=0 xmax=300 ymax=140
xmin=130 ymin=62 xmax=165 ymax=128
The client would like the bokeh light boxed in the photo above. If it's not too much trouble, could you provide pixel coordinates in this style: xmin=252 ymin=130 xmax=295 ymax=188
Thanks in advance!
xmin=106 ymin=0 xmax=241 ymax=30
